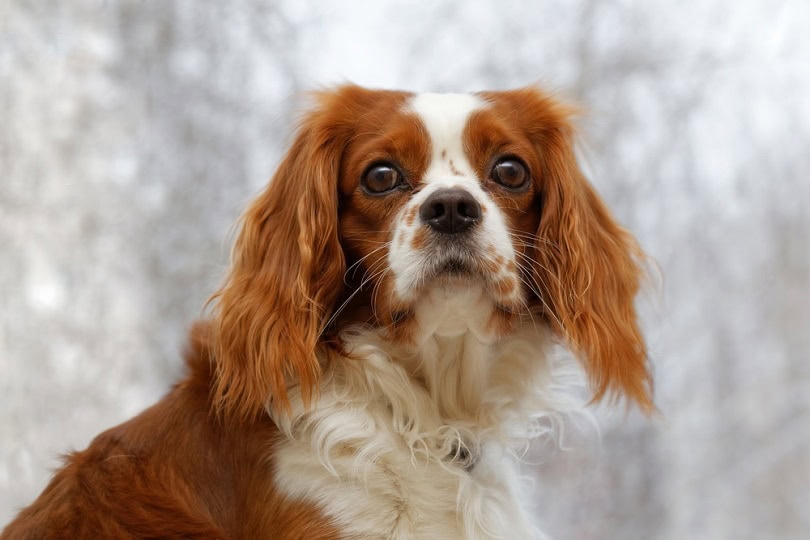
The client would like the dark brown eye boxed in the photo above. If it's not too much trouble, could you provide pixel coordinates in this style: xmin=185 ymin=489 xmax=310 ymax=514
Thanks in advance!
xmin=361 ymin=163 xmax=404 ymax=194
xmin=490 ymin=157 xmax=529 ymax=190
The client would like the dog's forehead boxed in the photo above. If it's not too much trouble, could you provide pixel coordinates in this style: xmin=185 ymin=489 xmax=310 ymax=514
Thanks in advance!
xmin=407 ymin=92 xmax=486 ymax=184
xmin=407 ymin=92 xmax=484 ymax=141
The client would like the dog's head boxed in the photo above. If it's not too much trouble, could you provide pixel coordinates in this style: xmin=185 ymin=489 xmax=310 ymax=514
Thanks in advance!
xmin=210 ymin=85 xmax=652 ymax=420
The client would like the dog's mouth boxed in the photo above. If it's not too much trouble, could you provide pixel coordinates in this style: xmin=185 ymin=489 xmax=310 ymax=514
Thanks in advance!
xmin=424 ymin=245 xmax=481 ymax=282
xmin=421 ymin=247 xmax=522 ymax=306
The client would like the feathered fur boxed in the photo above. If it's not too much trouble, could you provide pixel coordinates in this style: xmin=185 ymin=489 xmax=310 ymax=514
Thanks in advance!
xmin=4 ymin=85 xmax=652 ymax=539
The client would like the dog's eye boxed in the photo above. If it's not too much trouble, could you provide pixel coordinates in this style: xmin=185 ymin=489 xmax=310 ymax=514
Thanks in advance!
xmin=490 ymin=157 xmax=529 ymax=191
xmin=362 ymin=163 xmax=405 ymax=194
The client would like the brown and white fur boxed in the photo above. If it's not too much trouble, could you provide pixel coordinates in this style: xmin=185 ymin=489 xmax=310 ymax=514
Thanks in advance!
xmin=3 ymin=85 xmax=653 ymax=539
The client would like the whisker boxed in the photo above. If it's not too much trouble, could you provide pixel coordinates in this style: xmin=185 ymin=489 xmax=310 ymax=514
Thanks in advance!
xmin=515 ymin=253 xmax=558 ymax=301
xmin=514 ymin=258 xmax=564 ymax=330
xmin=370 ymin=268 xmax=392 ymax=322
xmin=506 ymin=228 xmax=561 ymax=251
xmin=516 ymin=273 xmax=561 ymax=330
xmin=344 ymin=244 xmax=390 ymax=284
xmin=340 ymin=234 xmax=394 ymax=243
xmin=516 ymin=296 xmax=538 ymax=328
xmin=326 ymin=257 xmax=391 ymax=330
xmin=358 ymin=256 xmax=390 ymax=285
xmin=323 ymin=285 xmax=366 ymax=331
xmin=514 ymin=250 xmax=564 ymax=289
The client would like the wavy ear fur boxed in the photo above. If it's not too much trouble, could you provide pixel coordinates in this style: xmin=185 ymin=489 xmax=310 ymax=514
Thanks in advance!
xmin=507 ymin=89 xmax=654 ymax=412
xmin=209 ymin=94 xmax=348 ymax=421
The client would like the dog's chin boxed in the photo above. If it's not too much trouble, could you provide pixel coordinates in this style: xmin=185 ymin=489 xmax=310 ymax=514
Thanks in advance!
xmin=423 ymin=257 xmax=518 ymax=306
xmin=427 ymin=257 xmax=480 ymax=289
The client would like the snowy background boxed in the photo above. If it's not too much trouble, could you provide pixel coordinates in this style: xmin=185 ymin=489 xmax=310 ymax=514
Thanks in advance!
xmin=2 ymin=1 xmax=809 ymax=537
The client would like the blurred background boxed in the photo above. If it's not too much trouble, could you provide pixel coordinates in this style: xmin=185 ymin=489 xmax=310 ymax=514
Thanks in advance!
xmin=2 ymin=1 xmax=809 ymax=537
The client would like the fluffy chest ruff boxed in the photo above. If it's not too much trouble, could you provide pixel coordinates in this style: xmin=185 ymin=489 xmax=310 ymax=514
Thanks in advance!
xmin=273 ymin=292 xmax=579 ymax=539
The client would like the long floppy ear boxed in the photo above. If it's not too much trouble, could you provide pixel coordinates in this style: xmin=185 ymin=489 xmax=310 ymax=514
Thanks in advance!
xmin=209 ymin=98 xmax=347 ymax=421
xmin=518 ymin=91 xmax=654 ymax=413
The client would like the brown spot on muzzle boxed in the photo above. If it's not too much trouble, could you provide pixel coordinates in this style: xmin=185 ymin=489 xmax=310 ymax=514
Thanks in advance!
xmin=411 ymin=227 xmax=428 ymax=250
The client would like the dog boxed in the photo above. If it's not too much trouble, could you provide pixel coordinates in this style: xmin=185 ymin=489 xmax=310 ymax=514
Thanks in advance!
xmin=3 ymin=85 xmax=653 ymax=539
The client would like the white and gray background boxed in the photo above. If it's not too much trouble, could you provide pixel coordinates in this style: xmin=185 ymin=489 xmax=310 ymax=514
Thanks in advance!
xmin=2 ymin=1 xmax=809 ymax=538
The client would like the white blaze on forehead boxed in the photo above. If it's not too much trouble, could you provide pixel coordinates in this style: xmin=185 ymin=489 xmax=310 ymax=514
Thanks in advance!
xmin=408 ymin=93 xmax=485 ymax=183
xmin=390 ymin=93 xmax=518 ymax=314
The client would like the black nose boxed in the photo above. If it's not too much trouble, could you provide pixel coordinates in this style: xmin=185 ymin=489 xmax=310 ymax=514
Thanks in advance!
xmin=419 ymin=188 xmax=482 ymax=234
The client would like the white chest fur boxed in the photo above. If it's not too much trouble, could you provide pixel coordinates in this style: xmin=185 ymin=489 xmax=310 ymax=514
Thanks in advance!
xmin=271 ymin=295 xmax=583 ymax=539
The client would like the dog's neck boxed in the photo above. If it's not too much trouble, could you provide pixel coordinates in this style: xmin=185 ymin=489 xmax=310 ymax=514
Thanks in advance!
xmin=396 ymin=284 xmax=505 ymax=420
xmin=273 ymin=283 xmax=580 ymax=451
xmin=338 ymin=284 xmax=568 ymax=432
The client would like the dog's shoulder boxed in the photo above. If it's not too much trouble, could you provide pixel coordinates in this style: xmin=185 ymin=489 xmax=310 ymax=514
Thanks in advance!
xmin=3 ymin=322 xmax=341 ymax=539
xmin=2 ymin=325 xmax=228 ymax=538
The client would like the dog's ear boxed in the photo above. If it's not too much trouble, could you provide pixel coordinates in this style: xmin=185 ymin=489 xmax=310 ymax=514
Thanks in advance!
xmin=209 ymin=91 xmax=352 ymax=421
xmin=538 ymin=148 xmax=654 ymax=413
xmin=492 ymin=88 xmax=654 ymax=412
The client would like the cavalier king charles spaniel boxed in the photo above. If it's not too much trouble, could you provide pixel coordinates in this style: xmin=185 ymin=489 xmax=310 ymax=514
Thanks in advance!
xmin=4 ymin=85 xmax=653 ymax=539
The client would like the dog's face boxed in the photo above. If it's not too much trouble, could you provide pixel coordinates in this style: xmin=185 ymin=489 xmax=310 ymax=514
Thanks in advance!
xmin=210 ymin=85 xmax=653 ymax=420
xmin=337 ymin=92 xmax=538 ymax=339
